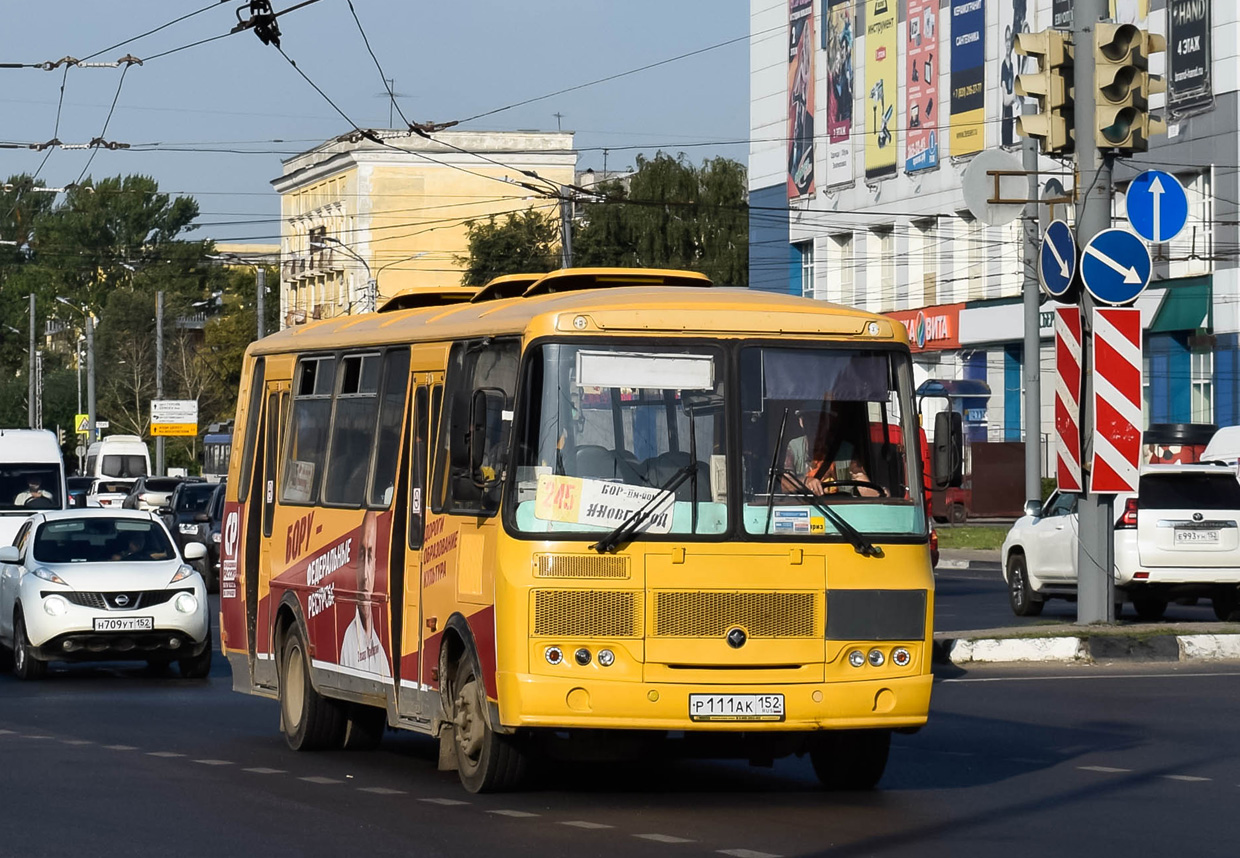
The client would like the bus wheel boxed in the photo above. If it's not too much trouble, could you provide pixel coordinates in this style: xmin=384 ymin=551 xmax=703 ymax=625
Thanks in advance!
xmin=448 ymin=653 xmax=526 ymax=793
xmin=809 ymin=729 xmax=891 ymax=790
xmin=341 ymin=704 xmax=386 ymax=751
xmin=279 ymin=625 xmax=344 ymax=751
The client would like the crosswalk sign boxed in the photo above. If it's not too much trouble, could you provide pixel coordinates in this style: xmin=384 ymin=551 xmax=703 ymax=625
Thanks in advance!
xmin=74 ymin=413 xmax=89 ymax=435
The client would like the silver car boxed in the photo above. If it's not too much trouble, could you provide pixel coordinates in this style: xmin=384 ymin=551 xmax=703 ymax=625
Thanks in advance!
xmin=0 ymin=509 xmax=211 ymax=679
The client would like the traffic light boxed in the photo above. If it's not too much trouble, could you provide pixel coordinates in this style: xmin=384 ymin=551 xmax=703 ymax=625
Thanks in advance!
xmin=1094 ymin=23 xmax=1166 ymax=152
xmin=57 ymin=427 xmax=66 ymax=446
xmin=1015 ymin=29 xmax=1074 ymax=155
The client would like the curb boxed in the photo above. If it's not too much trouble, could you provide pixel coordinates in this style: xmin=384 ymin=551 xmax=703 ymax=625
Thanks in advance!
xmin=934 ymin=632 xmax=1240 ymax=665
xmin=935 ymin=559 xmax=1000 ymax=571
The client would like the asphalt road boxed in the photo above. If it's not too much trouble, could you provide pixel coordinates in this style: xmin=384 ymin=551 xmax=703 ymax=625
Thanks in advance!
xmin=4 ymin=628 xmax=1240 ymax=857
xmin=933 ymin=562 xmax=1221 ymax=632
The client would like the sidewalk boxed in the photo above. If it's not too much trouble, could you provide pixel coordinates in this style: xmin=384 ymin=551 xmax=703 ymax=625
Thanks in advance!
xmin=932 ymin=548 xmax=1240 ymax=664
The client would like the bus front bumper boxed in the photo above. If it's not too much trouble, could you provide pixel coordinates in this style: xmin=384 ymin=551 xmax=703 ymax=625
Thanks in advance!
xmin=497 ymin=671 xmax=932 ymax=732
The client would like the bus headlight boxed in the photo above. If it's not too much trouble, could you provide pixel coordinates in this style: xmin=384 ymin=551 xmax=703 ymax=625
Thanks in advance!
xmin=544 ymin=646 xmax=564 ymax=666
xmin=848 ymin=650 xmax=866 ymax=668
xmin=892 ymin=647 xmax=911 ymax=667
xmin=868 ymin=648 xmax=886 ymax=667
xmin=597 ymin=649 xmax=615 ymax=667
xmin=43 ymin=595 xmax=69 ymax=616
xmin=574 ymin=648 xmax=591 ymax=666
xmin=174 ymin=592 xmax=199 ymax=614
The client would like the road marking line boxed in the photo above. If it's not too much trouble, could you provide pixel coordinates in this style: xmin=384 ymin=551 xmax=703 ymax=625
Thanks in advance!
xmin=1164 ymin=775 xmax=1211 ymax=782
xmin=635 ymin=834 xmax=695 ymax=844
xmin=194 ymin=759 xmax=233 ymax=766
xmin=489 ymin=809 xmax=539 ymax=818
xmin=419 ymin=798 xmax=469 ymax=806
xmin=21 ymin=735 xmax=52 ymax=739
xmin=560 ymin=821 xmax=613 ymax=830
xmin=104 ymin=745 xmax=138 ymax=751
xmin=147 ymin=751 xmax=185 ymax=758
xmin=0 ymin=730 xmax=16 ymax=736
xmin=1079 ymin=766 xmax=1132 ymax=773
xmin=243 ymin=767 xmax=285 ymax=774
xmin=61 ymin=739 xmax=94 ymax=746
xmin=718 ymin=850 xmax=782 ymax=858
xmin=300 ymin=776 xmax=342 ymax=784
xmin=358 ymin=787 xmax=406 ymax=795
xmin=943 ymin=671 xmax=1240 ymax=683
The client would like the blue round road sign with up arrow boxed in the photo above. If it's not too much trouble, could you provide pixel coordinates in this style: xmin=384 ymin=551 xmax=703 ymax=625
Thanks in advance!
xmin=1126 ymin=170 xmax=1188 ymax=244
xmin=1039 ymin=219 xmax=1077 ymax=298
xmin=1081 ymin=228 xmax=1152 ymax=306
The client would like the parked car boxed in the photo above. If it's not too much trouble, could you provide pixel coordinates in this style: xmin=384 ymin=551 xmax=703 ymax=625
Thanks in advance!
xmin=65 ymin=476 xmax=94 ymax=508
xmin=203 ymin=481 xmax=227 ymax=592
xmin=160 ymin=481 xmax=220 ymax=589
xmin=122 ymin=476 xmax=185 ymax=512
xmin=1001 ymin=464 xmax=1240 ymax=621
xmin=88 ymin=479 xmax=134 ymax=508
xmin=0 ymin=509 xmax=211 ymax=679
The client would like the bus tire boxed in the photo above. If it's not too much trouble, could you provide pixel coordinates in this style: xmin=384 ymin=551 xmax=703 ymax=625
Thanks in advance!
xmin=341 ymin=703 xmax=386 ymax=751
xmin=13 ymin=612 xmax=47 ymax=681
xmin=809 ymin=729 xmax=890 ymax=790
xmin=446 ymin=649 xmax=526 ymax=793
xmin=279 ymin=624 xmax=344 ymax=751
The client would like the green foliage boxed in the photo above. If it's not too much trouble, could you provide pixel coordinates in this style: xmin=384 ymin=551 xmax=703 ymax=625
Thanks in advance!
xmin=935 ymin=525 xmax=1007 ymax=551
xmin=1042 ymin=477 xmax=1057 ymax=502
xmin=574 ymin=153 xmax=748 ymax=286
xmin=455 ymin=209 xmax=560 ymax=286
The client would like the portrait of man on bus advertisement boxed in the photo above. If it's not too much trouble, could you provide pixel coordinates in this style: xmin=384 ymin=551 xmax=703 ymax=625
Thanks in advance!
xmin=740 ymin=346 xmax=924 ymax=537
xmin=339 ymin=510 xmax=391 ymax=676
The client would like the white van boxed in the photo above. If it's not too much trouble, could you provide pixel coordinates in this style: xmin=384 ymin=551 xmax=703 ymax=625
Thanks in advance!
xmin=0 ymin=429 xmax=67 ymax=547
xmin=84 ymin=435 xmax=151 ymax=480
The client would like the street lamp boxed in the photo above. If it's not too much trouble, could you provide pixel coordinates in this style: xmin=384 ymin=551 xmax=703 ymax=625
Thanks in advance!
xmin=310 ymin=235 xmax=376 ymax=315
xmin=55 ymin=297 xmax=96 ymax=447
xmin=206 ymin=253 xmax=271 ymax=339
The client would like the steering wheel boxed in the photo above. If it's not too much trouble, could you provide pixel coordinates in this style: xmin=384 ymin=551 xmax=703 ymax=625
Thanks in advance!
xmin=23 ymin=496 xmax=56 ymax=509
xmin=813 ymin=479 xmax=889 ymax=498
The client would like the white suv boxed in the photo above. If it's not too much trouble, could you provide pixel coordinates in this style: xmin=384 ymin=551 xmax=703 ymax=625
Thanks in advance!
xmin=1001 ymin=464 xmax=1240 ymax=621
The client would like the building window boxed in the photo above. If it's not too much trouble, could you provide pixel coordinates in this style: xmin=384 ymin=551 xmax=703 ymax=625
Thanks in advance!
xmin=1142 ymin=353 xmax=1151 ymax=429
xmin=872 ymin=227 xmax=895 ymax=312
xmin=1192 ymin=349 xmax=1213 ymax=423
xmin=796 ymin=241 xmax=815 ymax=299
xmin=960 ymin=214 xmax=985 ymax=301
xmin=1169 ymin=170 xmax=1213 ymax=279
xmin=915 ymin=219 xmax=938 ymax=307
xmin=830 ymin=233 xmax=854 ymax=306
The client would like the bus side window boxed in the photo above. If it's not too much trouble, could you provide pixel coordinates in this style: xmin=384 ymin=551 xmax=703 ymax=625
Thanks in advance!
xmin=368 ymin=349 xmax=411 ymax=508
xmin=408 ymin=386 xmax=430 ymax=549
xmin=281 ymin=356 xmax=335 ymax=505
xmin=238 ymin=358 xmax=265 ymax=503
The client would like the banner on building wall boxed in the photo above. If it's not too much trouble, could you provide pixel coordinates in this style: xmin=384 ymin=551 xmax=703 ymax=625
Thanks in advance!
xmin=886 ymin=303 xmax=965 ymax=353
xmin=864 ymin=0 xmax=898 ymax=181
xmin=1168 ymin=0 xmax=1213 ymax=117
xmin=999 ymin=0 xmax=1034 ymax=148
xmin=823 ymin=0 xmax=855 ymax=186
xmin=949 ymin=0 xmax=986 ymax=158
xmin=787 ymin=0 xmax=816 ymax=198
xmin=1110 ymin=0 xmax=1149 ymax=23
xmin=905 ymin=0 xmax=939 ymax=172
xmin=1051 ymin=0 xmax=1072 ymax=30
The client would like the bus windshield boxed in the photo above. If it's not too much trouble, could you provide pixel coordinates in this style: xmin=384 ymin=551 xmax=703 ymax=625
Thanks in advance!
xmin=511 ymin=343 xmax=728 ymax=537
xmin=0 ymin=465 xmax=62 ymax=512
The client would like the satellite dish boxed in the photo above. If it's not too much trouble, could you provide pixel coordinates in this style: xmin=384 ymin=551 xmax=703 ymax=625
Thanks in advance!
xmin=962 ymin=149 xmax=1027 ymax=226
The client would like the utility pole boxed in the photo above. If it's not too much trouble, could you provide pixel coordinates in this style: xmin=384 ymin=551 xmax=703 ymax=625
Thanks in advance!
xmin=1073 ymin=0 xmax=1114 ymax=624
xmin=86 ymin=313 xmax=96 ymax=449
xmin=155 ymin=291 xmax=165 ymax=477
xmin=560 ymin=190 xmax=573 ymax=268
xmin=28 ymin=293 xmax=35 ymax=429
xmin=1022 ymin=131 xmax=1042 ymax=506
xmin=256 ymin=266 xmax=266 ymax=339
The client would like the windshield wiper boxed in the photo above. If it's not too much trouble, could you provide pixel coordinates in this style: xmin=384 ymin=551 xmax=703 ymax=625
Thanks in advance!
xmin=590 ymin=465 xmax=695 ymax=554
xmin=775 ymin=469 xmax=884 ymax=558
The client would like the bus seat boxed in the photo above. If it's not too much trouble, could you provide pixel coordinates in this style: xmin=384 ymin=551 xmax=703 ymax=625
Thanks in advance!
xmin=642 ymin=452 xmax=710 ymax=502
xmin=574 ymin=445 xmax=646 ymax=485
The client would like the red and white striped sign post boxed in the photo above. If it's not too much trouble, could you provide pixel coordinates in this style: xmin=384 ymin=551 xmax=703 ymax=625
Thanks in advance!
xmin=1054 ymin=307 xmax=1084 ymax=492
xmin=1090 ymin=307 xmax=1143 ymax=493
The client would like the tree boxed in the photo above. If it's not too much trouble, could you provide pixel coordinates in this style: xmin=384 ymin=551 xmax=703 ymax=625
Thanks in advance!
xmin=454 ymin=208 xmax=560 ymax=286
xmin=575 ymin=153 xmax=749 ymax=286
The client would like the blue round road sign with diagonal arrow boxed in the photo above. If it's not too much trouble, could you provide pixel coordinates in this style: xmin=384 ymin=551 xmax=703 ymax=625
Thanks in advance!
xmin=1126 ymin=170 xmax=1188 ymax=244
xmin=1080 ymin=228 xmax=1152 ymax=306
xmin=1039 ymin=220 xmax=1077 ymax=298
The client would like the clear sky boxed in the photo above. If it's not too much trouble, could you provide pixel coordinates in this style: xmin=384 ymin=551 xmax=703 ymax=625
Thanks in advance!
xmin=1 ymin=0 xmax=749 ymax=242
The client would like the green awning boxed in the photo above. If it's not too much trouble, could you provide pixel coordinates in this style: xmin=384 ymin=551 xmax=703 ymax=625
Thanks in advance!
xmin=1149 ymin=279 xmax=1211 ymax=333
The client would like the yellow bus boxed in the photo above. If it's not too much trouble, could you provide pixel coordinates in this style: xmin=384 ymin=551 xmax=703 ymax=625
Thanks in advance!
xmin=219 ymin=268 xmax=953 ymax=793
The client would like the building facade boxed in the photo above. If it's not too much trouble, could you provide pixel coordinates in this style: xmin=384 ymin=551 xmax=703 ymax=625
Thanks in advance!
xmin=273 ymin=130 xmax=576 ymax=327
xmin=750 ymin=0 xmax=1239 ymax=468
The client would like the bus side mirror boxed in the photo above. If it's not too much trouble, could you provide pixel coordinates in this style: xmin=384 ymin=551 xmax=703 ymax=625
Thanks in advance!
xmin=932 ymin=411 xmax=964 ymax=490
xmin=468 ymin=388 xmax=506 ymax=487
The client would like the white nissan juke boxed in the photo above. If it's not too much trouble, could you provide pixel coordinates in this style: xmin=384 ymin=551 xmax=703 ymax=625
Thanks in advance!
xmin=0 ymin=509 xmax=211 ymax=679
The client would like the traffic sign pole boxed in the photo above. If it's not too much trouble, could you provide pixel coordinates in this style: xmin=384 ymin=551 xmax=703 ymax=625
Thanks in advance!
xmin=1074 ymin=0 xmax=1115 ymax=625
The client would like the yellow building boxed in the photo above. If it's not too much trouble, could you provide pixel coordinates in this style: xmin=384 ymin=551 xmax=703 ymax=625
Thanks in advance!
xmin=272 ymin=130 xmax=576 ymax=327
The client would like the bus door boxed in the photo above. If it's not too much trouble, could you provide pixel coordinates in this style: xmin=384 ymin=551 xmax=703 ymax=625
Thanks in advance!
xmin=396 ymin=372 xmax=441 ymax=722
xmin=254 ymin=380 xmax=289 ymax=688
